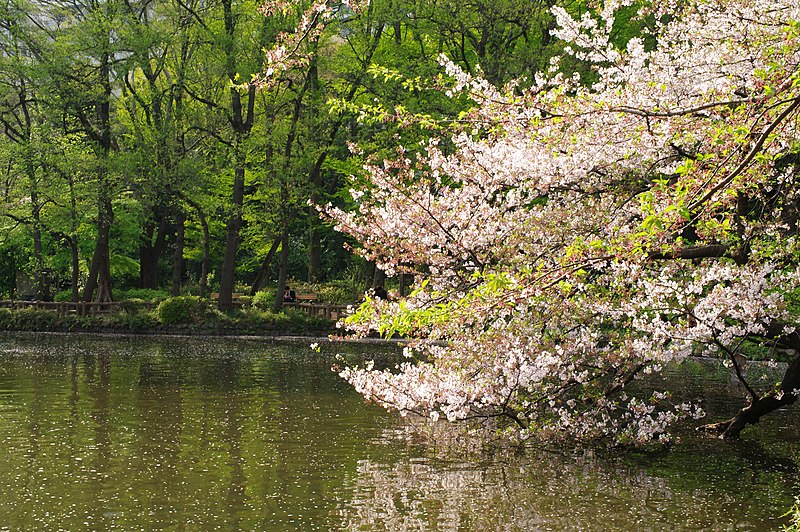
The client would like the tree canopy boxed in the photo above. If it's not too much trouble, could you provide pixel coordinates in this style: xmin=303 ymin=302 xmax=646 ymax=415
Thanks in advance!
xmin=1 ymin=0 xmax=573 ymax=307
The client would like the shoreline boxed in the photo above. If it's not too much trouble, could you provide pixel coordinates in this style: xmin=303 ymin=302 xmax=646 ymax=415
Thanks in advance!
xmin=0 ymin=328 xmax=415 ymax=347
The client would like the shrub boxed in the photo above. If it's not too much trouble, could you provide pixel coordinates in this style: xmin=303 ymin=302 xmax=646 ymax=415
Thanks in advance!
xmin=115 ymin=298 xmax=149 ymax=314
xmin=117 ymin=288 xmax=171 ymax=301
xmin=316 ymin=282 xmax=358 ymax=304
xmin=0 ymin=308 xmax=61 ymax=331
xmin=0 ymin=308 xmax=12 ymax=328
xmin=252 ymin=289 xmax=276 ymax=310
xmin=53 ymin=290 xmax=74 ymax=302
xmin=113 ymin=311 xmax=160 ymax=330
xmin=157 ymin=296 xmax=209 ymax=325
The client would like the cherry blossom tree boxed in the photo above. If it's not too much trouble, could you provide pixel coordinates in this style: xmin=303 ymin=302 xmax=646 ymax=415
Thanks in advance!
xmin=325 ymin=0 xmax=800 ymax=444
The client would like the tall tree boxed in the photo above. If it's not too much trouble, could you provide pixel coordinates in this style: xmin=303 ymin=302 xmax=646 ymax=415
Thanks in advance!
xmin=0 ymin=3 xmax=48 ymax=298
xmin=32 ymin=0 xmax=127 ymax=302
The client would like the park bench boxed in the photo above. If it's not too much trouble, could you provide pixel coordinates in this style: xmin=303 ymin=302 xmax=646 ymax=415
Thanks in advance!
xmin=283 ymin=293 xmax=347 ymax=320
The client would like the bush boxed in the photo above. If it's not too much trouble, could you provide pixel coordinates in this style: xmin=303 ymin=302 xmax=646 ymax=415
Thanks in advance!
xmin=0 ymin=308 xmax=61 ymax=331
xmin=113 ymin=311 xmax=159 ymax=330
xmin=220 ymin=307 xmax=331 ymax=333
xmin=53 ymin=290 xmax=74 ymax=302
xmin=117 ymin=288 xmax=171 ymax=301
xmin=0 ymin=308 xmax=11 ymax=327
xmin=157 ymin=296 xmax=209 ymax=325
xmin=252 ymin=289 xmax=276 ymax=310
xmin=238 ymin=295 xmax=253 ymax=309
xmin=316 ymin=282 xmax=358 ymax=304
xmin=116 ymin=298 xmax=151 ymax=314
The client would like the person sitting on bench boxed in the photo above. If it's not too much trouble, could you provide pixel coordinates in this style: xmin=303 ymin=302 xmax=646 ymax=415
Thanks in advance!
xmin=283 ymin=285 xmax=297 ymax=302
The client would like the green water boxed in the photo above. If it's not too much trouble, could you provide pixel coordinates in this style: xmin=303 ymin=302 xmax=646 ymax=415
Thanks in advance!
xmin=0 ymin=333 xmax=797 ymax=530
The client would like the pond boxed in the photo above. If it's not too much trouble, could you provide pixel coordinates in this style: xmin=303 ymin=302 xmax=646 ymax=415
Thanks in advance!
xmin=0 ymin=332 xmax=797 ymax=530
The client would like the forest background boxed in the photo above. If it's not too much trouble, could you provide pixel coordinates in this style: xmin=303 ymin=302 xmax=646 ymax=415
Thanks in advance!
xmin=0 ymin=0 xmax=604 ymax=309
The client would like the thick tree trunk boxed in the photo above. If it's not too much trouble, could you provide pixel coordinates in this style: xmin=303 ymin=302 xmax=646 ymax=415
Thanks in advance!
xmin=399 ymin=273 xmax=413 ymax=297
xmin=373 ymin=267 xmax=386 ymax=290
xmin=218 ymin=157 xmax=245 ymax=310
xmin=83 ymin=196 xmax=114 ymax=302
xmin=138 ymin=215 xmax=169 ymax=289
xmin=217 ymin=0 xmax=256 ymax=310
xmin=171 ymin=209 xmax=185 ymax=296
xmin=700 ymin=354 xmax=800 ymax=438
xmin=97 ymin=240 xmax=113 ymax=303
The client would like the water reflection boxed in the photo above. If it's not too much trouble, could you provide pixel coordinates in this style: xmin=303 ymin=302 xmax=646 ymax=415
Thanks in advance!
xmin=0 ymin=333 xmax=797 ymax=530
xmin=337 ymin=419 xmax=799 ymax=531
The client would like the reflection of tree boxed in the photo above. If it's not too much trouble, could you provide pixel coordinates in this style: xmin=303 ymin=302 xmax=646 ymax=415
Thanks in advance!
xmin=337 ymin=425 xmax=796 ymax=530
xmin=0 ymin=334 xmax=796 ymax=529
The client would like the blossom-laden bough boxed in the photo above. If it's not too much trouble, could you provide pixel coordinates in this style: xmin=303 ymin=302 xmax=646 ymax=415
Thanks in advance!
xmin=323 ymin=0 xmax=800 ymax=445
xmin=254 ymin=0 xmax=370 ymax=88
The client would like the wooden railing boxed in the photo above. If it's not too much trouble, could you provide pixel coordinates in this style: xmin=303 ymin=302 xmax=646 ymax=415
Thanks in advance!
xmin=0 ymin=300 xmax=156 ymax=316
xmin=283 ymin=302 xmax=349 ymax=321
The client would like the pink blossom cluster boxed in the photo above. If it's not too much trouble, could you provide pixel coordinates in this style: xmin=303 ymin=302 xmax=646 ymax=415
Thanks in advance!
xmin=254 ymin=0 xmax=368 ymax=88
xmin=327 ymin=0 xmax=800 ymax=443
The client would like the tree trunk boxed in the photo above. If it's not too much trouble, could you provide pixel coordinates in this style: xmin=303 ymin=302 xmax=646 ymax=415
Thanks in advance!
xmin=199 ymin=212 xmax=210 ymax=299
xmin=250 ymin=236 xmax=281 ymax=296
xmin=300 ymin=26 xmax=384 ymax=284
xmin=700 ymin=354 xmax=800 ymax=438
xmin=364 ymin=261 xmax=376 ymax=293
xmin=69 ymin=237 xmax=79 ymax=303
xmin=171 ymin=209 xmax=185 ymax=296
xmin=399 ymin=273 xmax=413 ymax=297
xmin=273 ymin=232 xmax=290 ymax=313
xmin=138 ymin=214 xmax=169 ymax=289
xmin=82 ymin=47 xmax=115 ymax=304
xmin=83 ymin=196 xmax=114 ymax=302
xmin=28 ymin=171 xmax=45 ymax=300
xmin=97 ymin=239 xmax=113 ymax=303
xmin=218 ymin=151 xmax=245 ymax=310
xmin=373 ymin=267 xmax=386 ymax=290
xmin=217 ymin=0 xmax=257 ymax=310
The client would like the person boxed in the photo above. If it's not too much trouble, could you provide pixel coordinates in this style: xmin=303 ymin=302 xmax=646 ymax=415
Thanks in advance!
xmin=283 ymin=285 xmax=296 ymax=302
xmin=373 ymin=285 xmax=388 ymax=300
